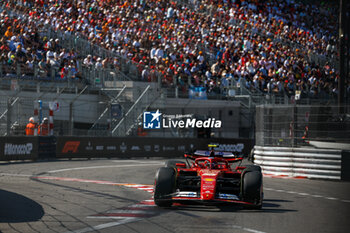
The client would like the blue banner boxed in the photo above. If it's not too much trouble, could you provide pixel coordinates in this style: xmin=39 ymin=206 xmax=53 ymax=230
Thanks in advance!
xmin=189 ymin=86 xmax=207 ymax=100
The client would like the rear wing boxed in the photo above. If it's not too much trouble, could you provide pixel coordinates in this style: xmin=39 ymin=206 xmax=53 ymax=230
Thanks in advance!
xmin=184 ymin=150 xmax=243 ymax=162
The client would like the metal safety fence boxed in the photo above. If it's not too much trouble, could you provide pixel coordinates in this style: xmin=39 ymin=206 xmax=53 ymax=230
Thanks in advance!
xmin=255 ymin=104 xmax=350 ymax=147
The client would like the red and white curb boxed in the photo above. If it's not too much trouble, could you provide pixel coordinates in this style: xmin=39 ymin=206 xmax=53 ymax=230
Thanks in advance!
xmin=30 ymin=176 xmax=162 ymax=233
xmin=88 ymin=199 xmax=158 ymax=219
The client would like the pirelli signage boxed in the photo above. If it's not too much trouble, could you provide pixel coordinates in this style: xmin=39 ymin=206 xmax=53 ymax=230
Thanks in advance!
xmin=0 ymin=137 xmax=38 ymax=161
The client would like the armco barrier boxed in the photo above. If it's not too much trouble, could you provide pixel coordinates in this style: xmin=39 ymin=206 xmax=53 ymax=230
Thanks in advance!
xmin=253 ymin=146 xmax=342 ymax=180
xmin=56 ymin=137 xmax=254 ymax=159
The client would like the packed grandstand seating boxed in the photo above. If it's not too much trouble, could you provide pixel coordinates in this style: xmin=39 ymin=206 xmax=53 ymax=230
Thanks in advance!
xmin=1 ymin=0 xmax=348 ymax=100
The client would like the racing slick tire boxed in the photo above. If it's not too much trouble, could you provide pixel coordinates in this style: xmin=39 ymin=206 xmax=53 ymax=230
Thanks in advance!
xmin=242 ymin=170 xmax=263 ymax=209
xmin=165 ymin=159 xmax=187 ymax=168
xmin=154 ymin=167 xmax=176 ymax=207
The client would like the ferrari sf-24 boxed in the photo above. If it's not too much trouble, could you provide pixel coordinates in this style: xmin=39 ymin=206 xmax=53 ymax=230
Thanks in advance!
xmin=154 ymin=148 xmax=263 ymax=209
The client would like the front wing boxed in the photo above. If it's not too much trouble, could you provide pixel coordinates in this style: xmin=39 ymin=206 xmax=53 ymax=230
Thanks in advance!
xmin=155 ymin=192 xmax=257 ymax=206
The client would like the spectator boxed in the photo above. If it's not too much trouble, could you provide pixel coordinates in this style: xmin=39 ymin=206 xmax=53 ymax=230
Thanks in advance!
xmin=3 ymin=0 xmax=340 ymax=101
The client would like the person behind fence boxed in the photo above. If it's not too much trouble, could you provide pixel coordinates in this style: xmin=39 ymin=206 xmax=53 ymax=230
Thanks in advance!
xmin=25 ymin=117 xmax=36 ymax=136
xmin=38 ymin=117 xmax=49 ymax=136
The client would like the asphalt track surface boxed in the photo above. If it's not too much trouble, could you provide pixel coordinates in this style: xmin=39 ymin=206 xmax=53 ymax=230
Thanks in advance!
xmin=0 ymin=158 xmax=349 ymax=233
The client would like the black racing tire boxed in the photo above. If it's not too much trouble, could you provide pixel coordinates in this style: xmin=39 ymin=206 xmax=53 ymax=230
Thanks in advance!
xmin=165 ymin=159 xmax=187 ymax=168
xmin=242 ymin=170 xmax=263 ymax=209
xmin=244 ymin=165 xmax=262 ymax=172
xmin=154 ymin=167 xmax=176 ymax=207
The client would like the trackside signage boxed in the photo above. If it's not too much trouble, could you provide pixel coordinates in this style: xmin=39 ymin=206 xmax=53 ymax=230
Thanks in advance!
xmin=0 ymin=137 xmax=38 ymax=160
xmin=4 ymin=143 xmax=33 ymax=155
xmin=56 ymin=137 xmax=254 ymax=158
xmin=214 ymin=144 xmax=244 ymax=153
xmin=143 ymin=110 xmax=222 ymax=129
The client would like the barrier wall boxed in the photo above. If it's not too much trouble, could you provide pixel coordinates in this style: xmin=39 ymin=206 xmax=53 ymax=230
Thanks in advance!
xmin=0 ymin=136 xmax=38 ymax=161
xmin=253 ymin=146 xmax=342 ymax=180
xmin=55 ymin=137 xmax=253 ymax=158
xmin=0 ymin=136 xmax=253 ymax=160
xmin=2 ymin=136 xmax=348 ymax=181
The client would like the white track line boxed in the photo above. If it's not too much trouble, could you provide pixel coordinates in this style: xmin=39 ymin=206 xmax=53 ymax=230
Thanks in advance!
xmin=265 ymin=187 xmax=350 ymax=203
xmin=232 ymin=225 xmax=266 ymax=233
xmin=48 ymin=163 xmax=162 ymax=173
xmin=64 ymin=217 xmax=141 ymax=233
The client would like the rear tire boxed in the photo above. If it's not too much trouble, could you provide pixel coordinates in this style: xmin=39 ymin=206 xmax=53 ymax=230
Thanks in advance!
xmin=154 ymin=167 xmax=176 ymax=207
xmin=242 ymin=170 xmax=263 ymax=209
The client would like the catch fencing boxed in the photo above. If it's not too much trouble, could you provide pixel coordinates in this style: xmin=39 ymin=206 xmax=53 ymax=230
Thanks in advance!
xmin=255 ymin=104 xmax=350 ymax=147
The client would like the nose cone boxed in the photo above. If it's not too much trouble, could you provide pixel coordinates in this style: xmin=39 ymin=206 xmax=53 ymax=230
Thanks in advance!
xmin=200 ymin=170 xmax=220 ymax=200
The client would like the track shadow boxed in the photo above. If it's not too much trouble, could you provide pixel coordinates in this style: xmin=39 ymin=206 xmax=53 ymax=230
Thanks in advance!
xmin=168 ymin=198 xmax=297 ymax=214
xmin=0 ymin=189 xmax=44 ymax=223
xmin=218 ymin=199 xmax=297 ymax=213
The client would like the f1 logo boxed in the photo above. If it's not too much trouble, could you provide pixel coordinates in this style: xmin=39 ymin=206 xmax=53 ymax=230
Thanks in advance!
xmin=62 ymin=141 xmax=80 ymax=153
xmin=143 ymin=110 xmax=162 ymax=129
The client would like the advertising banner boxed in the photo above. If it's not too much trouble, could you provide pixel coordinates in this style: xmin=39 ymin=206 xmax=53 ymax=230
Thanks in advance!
xmin=189 ymin=86 xmax=207 ymax=100
xmin=0 ymin=137 xmax=38 ymax=161
xmin=56 ymin=137 xmax=254 ymax=159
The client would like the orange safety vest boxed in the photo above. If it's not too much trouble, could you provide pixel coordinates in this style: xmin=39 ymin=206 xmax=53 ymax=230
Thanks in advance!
xmin=25 ymin=122 xmax=36 ymax=135
xmin=137 ymin=126 xmax=147 ymax=136
xmin=38 ymin=123 xmax=49 ymax=136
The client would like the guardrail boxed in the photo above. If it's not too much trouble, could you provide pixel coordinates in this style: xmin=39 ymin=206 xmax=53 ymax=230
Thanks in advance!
xmin=253 ymin=146 xmax=342 ymax=180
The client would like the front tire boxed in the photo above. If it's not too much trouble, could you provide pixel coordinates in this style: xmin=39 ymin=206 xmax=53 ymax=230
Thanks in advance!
xmin=244 ymin=165 xmax=262 ymax=172
xmin=242 ymin=170 xmax=263 ymax=209
xmin=154 ymin=167 xmax=176 ymax=207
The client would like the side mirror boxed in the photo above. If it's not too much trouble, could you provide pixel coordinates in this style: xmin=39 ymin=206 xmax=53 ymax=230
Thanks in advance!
xmin=176 ymin=163 xmax=187 ymax=168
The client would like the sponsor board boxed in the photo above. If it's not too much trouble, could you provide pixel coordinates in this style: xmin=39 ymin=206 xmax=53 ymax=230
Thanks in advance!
xmin=0 ymin=137 xmax=38 ymax=161
xmin=144 ymin=145 xmax=151 ymax=152
xmin=120 ymin=142 xmax=127 ymax=153
xmin=213 ymin=143 xmax=244 ymax=153
xmin=163 ymin=146 xmax=175 ymax=151
xmin=54 ymin=137 xmax=253 ymax=158
xmin=4 ymin=143 xmax=33 ymax=155
xmin=62 ymin=141 xmax=80 ymax=153
xmin=154 ymin=144 xmax=160 ymax=153
xmin=86 ymin=142 xmax=93 ymax=150
xmin=131 ymin=146 xmax=141 ymax=151
xmin=106 ymin=146 xmax=116 ymax=151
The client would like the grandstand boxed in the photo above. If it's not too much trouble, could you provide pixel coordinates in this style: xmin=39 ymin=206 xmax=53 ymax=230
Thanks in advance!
xmin=0 ymin=0 xmax=349 ymax=145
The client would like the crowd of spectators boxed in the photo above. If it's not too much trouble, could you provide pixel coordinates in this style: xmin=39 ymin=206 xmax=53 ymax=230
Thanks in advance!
xmin=3 ymin=0 xmax=348 ymax=100
xmin=0 ymin=11 xmax=84 ymax=81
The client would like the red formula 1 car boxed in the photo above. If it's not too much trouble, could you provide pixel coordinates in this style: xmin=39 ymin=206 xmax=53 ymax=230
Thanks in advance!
xmin=154 ymin=148 xmax=263 ymax=209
